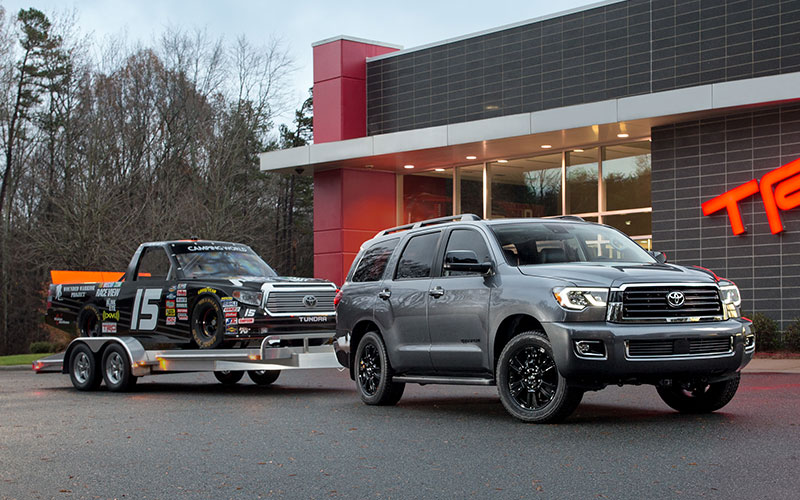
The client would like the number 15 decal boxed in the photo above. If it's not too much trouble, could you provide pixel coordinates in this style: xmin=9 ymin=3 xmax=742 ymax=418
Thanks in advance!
xmin=131 ymin=288 xmax=162 ymax=330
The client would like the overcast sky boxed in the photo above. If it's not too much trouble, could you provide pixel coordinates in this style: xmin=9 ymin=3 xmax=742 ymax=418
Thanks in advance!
xmin=3 ymin=0 xmax=598 ymax=125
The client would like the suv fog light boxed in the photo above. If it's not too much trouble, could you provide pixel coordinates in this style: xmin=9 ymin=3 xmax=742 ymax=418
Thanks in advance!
xmin=744 ymin=334 xmax=756 ymax=352
xmin=574 ymin=340 xmax=606 ymax=359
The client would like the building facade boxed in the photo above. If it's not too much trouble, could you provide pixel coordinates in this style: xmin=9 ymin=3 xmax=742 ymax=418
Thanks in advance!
xmin=260 ymin=0 xmax=800 ymax=327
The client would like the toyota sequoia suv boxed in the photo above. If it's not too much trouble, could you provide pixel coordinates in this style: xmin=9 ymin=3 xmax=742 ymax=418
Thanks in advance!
xmin=333 ymin=214 xmax=754 ymax=423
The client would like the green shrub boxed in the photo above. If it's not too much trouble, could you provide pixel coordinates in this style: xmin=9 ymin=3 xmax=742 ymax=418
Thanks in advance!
xmin=29 ymin=341 xmax=56 ymax=354
xmin=784 ymin=319 xmax=800 ymax=352
xmin=748 ymin=313 xmax=782 ymax=351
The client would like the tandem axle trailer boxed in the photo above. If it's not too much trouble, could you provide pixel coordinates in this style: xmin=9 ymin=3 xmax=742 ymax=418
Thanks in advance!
xmin=33 ymin=332 xmax=342 ymax=391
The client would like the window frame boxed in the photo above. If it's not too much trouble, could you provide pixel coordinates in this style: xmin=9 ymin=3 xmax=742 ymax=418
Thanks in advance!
xmin=440 ymin=227 xmax=494 ymax=278
xmin=350 ymin=237 xmax=400 ymax=283
xmin=392 ymin=230 xmax=443 ymax=281
xmin=134 ymin=245 xmax=174 ymax=282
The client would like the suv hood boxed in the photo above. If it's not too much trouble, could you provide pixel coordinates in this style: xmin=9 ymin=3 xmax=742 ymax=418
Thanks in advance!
xmin=517 ymin=263 xmax=718 ymax=288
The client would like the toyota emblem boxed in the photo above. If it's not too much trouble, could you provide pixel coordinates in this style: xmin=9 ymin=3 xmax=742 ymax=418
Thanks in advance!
xmin=302 ymin=295 xmax=317 ymax=308
xmin=666 ymin=291 xmax=685 ymax=308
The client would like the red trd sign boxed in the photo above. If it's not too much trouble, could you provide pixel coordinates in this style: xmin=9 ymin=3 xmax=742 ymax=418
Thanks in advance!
xmin=702 ymin=158 xmax=800 ymax=235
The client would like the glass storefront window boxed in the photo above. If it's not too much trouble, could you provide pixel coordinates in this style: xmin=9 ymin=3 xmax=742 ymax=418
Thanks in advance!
xmin=403 ymin=171 xmax=452 ymax=224
xmin=603 ymin=142 xmax=651 ymax=211
xmin=459 ymin=165 xmax=483 ymax=217
xmin=490 ymin=153 xmax=561 ymax=218
xmin=602 ymin=211 xmax=652 ymax=239
xmin=566 ymin=148 xmax=598 ymax=214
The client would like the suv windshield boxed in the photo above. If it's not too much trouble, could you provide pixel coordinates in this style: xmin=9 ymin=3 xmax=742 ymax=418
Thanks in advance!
xmin=491 ymin=222 xmax=654 ymax=266
xmin=172 ymin=244 xmax=277 ymax=279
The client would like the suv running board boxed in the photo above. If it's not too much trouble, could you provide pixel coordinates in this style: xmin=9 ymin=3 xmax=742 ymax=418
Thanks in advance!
xmin=392 ymin=375 xmax=495 ymax=386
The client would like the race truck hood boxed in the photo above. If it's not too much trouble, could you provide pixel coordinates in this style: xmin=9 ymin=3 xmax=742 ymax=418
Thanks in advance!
xmin=215 ymin=276 xmax=335 ymax=289
xmin=517 ymin=263 xmax=718 ymax=288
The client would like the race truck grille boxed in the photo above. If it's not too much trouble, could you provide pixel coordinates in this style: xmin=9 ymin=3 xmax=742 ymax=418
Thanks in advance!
xmin=266 ymin=290 xmax=336 ymax=314
xmin=626 ymin=336 xmax=734 ymax=358
xmin=620 ymin=285 xmax=723 ymax=322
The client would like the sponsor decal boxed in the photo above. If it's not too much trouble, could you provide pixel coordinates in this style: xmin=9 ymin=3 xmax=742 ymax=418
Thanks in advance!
xmin=225 ymin=317 xmax=238 ymax=325
xmin=703 ymin=157 xmax=800 ymax=235
xmin=222 ymin=300 xmax=238 ymax=308
xmin=106 ymin=299 xmax=116 ymax=312
xmin=166 ymin=316 xmax=177 ymax=325
xmin=198 ymin=287 xmax=217 ymax=294
xmin=225 ymin=326 xmax=238 ymax=334
xmin=166 ymin=292 xmax=176 ymax=300
xmin=187 ymin=244 xmax=249 ymax=253
xmin=63 ymin=285 xmax=96 ymax=293
xmin=168 ymin=286 xmax=176 ymax=293
xmin=178 ymin=283 xmax=187 ymax=290
xmin=166 ymin=300 xmax=176 ymax=308
xmin=178 ymin=313 xmax=189 ymax=321
xmin=225 ymin=312 xmax=238 ymax=318
xmin=55 ymin=284 xmax=63 ymax=300
xmin=165 ymin=308 xmax=176 ymax=317
xmin=102 ymin=310 xmax=120 ymax=322
xmin=54 ymin=314 xmax=70 ymax=326
xmin=177 ymin=289 xmax=187 ymax=297
xmin=223 ymin=306 xmax=240 ymax=313
xmin=96 ymin=287 xmax=121 ymax=298
xmin=70 ymin=292 xmax=86 ymax=298
xmin=176 ymin=297 xmax=188 ymax=305
xmin=229 ymin=278 xmax=243 ymax=287
xmin=244 ymin=308 xmax=256 ymax=317
xmin=238 ymin=317 xmax=254 ymax=325
xmin=239 ymin=327 xmax=250 ymax=334
xmin=260 ymin=327 xmax=269 ymax=334
xmin=176 ymin=308 xmax=188 ymax=314
xmin=221 ymin=296 xmax=233 ymax=301
xmin=101 ymin=322 xmax=117 ymax=334
xmin=299 ymin=316 xmax=330 ymax=323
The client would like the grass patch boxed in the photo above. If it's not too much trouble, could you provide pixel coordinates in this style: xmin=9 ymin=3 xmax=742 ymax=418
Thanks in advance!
xmin=0 ymin=353 xmax=56 ymax=366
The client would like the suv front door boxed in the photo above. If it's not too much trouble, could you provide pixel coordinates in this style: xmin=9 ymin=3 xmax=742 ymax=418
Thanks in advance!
xmin=428 ymin=228 xmax=493 ymax=374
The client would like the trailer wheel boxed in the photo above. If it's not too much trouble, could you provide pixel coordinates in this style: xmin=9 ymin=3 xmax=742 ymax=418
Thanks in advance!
xmin=101 ymin=344 xmax=138 ymax=392
xmin=248 ymin=370 xmax=280 ymax=386
xmin=214 ymin=370 xmax=244 ymax=385
xmin=76 ymin=304 xmax=102 ymax=337
xmin=68 ymin=344 xmax=101 ymax=391
xmin=191 ymin=296 xmax=225 ymax=349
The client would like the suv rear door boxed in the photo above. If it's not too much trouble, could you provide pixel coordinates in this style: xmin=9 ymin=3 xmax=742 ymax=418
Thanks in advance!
xmin=428 ymin=227 xmax=493 ymax=373
xmin=373 ymin=230 xmax=442 ymax=373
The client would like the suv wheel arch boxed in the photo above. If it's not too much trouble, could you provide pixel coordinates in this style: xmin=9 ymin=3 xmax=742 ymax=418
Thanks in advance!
xmin=349 ymin=320 xmax=381 ymax=379
xmin=493 ymin=314 xmax=546 ymax=372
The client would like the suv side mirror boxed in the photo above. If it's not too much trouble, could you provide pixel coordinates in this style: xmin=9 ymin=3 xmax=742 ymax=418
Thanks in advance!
xmin=648 ymin=250 xmax=668 ymax=264
xmin=443 ymin=250 xmax=493 ymax=274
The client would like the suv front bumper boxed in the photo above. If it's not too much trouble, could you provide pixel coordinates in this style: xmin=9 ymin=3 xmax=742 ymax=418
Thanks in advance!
xmin=543 ymin=318 xmax=754 ymax=386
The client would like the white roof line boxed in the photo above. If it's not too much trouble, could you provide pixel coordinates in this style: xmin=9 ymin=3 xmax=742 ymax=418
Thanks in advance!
xmin=312 ymin=35 xmax=403 ymax=49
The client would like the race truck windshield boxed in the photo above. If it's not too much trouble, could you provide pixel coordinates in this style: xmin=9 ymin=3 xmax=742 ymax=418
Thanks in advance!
xmin=171 ymin=244 xmax=278 ymax=279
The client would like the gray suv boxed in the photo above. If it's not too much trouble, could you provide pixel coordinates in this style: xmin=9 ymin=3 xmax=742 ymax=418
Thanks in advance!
xmin=333 ymin=214 xmax=754 ymax=423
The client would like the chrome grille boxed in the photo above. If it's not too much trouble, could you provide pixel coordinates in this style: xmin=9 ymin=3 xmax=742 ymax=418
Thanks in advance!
xmin=627 ymin=336 xmax=733 ymax=358
xmin=621 ymin=286 xmax=722 ymax=321
xmin=266 ymin=290 xmax=336 ymax=314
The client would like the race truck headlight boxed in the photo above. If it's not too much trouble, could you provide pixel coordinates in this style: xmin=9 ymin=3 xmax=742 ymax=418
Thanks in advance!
xmin=552 ymin=287 xmax=609 ymax=311
xmin=719 ymin=283 xmax=741 ymax=307
xmin=232 ymin=290 xmax=263 ymax=306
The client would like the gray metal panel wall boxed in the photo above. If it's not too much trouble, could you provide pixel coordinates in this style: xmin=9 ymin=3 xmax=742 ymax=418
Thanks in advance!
xmin=366 ymin=0 xmax=800 ymax=135
xmin=651 ymin=103 xmax=800 ymax=328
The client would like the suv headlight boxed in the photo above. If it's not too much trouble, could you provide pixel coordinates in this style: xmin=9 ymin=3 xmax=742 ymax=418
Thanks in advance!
xmin=232 ymin=290 xmax=263 ymax=306
xmin=552 ymin=287 xmax=609 ymax=311
xmin=719 ymin=283 xmax=741 ymax=307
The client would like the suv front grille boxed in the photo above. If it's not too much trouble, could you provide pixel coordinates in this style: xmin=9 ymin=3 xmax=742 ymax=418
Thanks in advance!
xmin=621 ymin=286 xmax=722 ymax=322
xmin=266 ymin=290 xmax=336 ymax=314
xmin=626 ymin=336 xmax=733 ymax=358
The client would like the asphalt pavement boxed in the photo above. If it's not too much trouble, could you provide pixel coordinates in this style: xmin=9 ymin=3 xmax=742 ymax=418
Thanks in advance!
xmin=2 ymin=368 xmax=799 ymax=499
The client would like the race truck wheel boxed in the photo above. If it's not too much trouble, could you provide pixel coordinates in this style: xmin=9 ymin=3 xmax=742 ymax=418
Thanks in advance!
xmin=191 ymin=296 xmax=225 ymax=349
xmin=68 ymin=344 xmax=102 ymax=391
xmin=496 ymin=331 xmax=584 ymax=423
xmin=354 ymin=332 xmax=405 ymax=406
xmin=101 ymin=344 xmax=137 ymax=392
xmin=214 ymin=370 xmax=244 ymax=385
xmin=248 ymin=370 xmax=280 ymax=386
xmin=656 ymin=374 xmax=741 ymax=414
xmin=76 ymin=304 xmax=102 ymax=337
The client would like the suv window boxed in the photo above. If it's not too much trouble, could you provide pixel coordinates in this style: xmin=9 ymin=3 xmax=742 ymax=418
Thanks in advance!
xmin=136 ymin=247 xmax=171 ymax=280
xmin=443 ymin=229 xmax=492 ymax=277
xmin=395 ymin=232 xmax=441 ymax=280
xmin=352 ymin=238 xmax=399 ymax=282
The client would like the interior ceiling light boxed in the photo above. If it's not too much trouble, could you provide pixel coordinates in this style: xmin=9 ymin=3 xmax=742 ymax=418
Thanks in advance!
xmin=497 ymin=159 xmax=508 ymax=163
xmin=541 ymin=144 xmax=552 ymax=149
xmin=617 ymin=133 xmax=629 ymax=138
xmin=434 ymin=168 xmax=446 ymax=172
xmin=573 ymin=149 xmax=584 ymax=153
xmin=403 ymin=164 xmax=414 ymax=169
xmin=466 ymin=155 xmax=477 ymax=160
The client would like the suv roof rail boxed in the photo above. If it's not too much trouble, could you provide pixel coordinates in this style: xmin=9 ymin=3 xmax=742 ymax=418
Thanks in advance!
xmin=376 ymin=214 xmax=482 ymax=237
xmin=552 ymin=215 xmax=585 ymax=222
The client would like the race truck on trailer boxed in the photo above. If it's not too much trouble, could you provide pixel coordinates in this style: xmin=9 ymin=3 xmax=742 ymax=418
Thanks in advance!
xmin=40 ymin=239 xmax=341 ymax=390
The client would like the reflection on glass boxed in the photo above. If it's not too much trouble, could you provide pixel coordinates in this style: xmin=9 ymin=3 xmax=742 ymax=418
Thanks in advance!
xmin=403 ymin=171 xmax=453 ymax=223
xmin=602 ymin=211 xmax=651 ymax=238
xmin=490 ymin=153 xmax=561 ymax=218
xmin=603 ymin=142 xmax=651 ymax=211
xmin=459 ymin=165 xmax=483 ymax=217
xmin=566 ymin=148 xmax=598 ymax=214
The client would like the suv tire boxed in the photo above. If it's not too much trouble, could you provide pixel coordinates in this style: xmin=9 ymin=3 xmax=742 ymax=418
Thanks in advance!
xmin=656 ymin=374 xmax=740 ymax=413
xmin=496 ymin=331 xmax=583 ymax=423
xmin=355 ymin=332 xmax=405 ymax=406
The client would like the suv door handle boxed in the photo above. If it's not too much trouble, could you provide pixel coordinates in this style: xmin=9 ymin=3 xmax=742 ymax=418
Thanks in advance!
xmin=429 ymin=286 xmax=445 ymax=298
xmin=378 ymin=289 xmax=392 ymax=300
